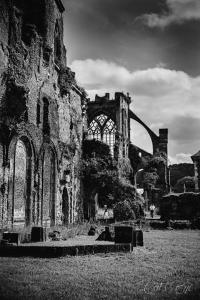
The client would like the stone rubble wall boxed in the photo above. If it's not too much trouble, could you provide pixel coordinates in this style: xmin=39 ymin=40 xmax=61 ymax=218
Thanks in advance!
xmin=0 ymin=0 xmax=86 ymax=229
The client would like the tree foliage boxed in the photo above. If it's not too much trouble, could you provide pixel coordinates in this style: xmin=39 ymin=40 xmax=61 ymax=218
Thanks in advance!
xmin=174 ymin=176 xmax=195 ymax=193
xmin=81 ymin=139 xmax=144 ymax=218
xmin=113 ymin=200 xmax=136 ymax=221
xmin=169 ymin=163 xmax=194 ymax=188
xmin=142 ymin=152 xmax=167 ymax=190
xmin=82 ymin=139 xmax=111 ymax=159
xmin=160 ymin=192 xmax=200 ymax=220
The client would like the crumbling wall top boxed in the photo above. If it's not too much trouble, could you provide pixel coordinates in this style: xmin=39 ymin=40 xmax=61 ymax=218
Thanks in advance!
xmin=55 ymin=0 xmax=65 ymax=13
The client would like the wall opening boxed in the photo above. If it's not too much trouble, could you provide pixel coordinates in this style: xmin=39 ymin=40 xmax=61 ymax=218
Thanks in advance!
xmin=42 ymin=147 xmax=56 ymax=226
xmin=43 ymin=98 xmax=50 ymax=135
xmin=13 ymin=140 xmax=26 ymax=223
xmin=8 ymin=137 xmax=33 ymax=227
xmin=36 ymin=101 xmax=40 ymax=126
xmin=88 ymin=114 xmax=116 ymax=156
xmin=62 ymin=187 xmax=69 ymax=225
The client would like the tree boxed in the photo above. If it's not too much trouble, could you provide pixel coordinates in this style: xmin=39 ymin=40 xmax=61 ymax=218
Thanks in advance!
xmin=169 ymin=164 xmax=194 ymax=188
xmin=142 ymin=151 xmax=167 ymax=190
xmin=81 ymin=139 xmax=144 ymax=220
xmin=81 ymin=140 xmax=118 ymax=219
xmin=174 ymin=176 xmax=195 ymax=193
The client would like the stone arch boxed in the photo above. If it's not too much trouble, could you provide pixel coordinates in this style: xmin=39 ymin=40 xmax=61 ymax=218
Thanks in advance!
xmin=7 ymin=134 xmax=35 ymax=227
xmin=38 ymin=141 xmax=57 ymax=227
xmin=129 ymin=110 xmax=159 ymax=154
xmin=88 ymin=110 xmax=115 ymax=125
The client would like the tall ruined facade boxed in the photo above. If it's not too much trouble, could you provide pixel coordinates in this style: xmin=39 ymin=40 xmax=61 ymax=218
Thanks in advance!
xmin=0 ymin=0 xmax=87 ymax=230
xmin=87 ymin=93 xmax=131 ymax=160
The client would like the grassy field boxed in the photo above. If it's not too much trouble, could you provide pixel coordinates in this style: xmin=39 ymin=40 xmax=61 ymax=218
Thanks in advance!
xmin=0 ymin=230 xmax=200 ymax=300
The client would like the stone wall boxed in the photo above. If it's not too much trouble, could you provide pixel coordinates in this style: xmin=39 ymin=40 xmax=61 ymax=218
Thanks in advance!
xmin=0 ymin=0 xmax=87 ymax=229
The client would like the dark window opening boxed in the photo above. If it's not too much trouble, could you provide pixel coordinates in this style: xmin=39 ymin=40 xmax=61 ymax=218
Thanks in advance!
xmin=43 ymin=45 xmax=52 ymax=67
xmin=43 ymin=98 xmax=50 ymax=135
xmin=22 ymin=24 xmax=36 ymax=46
xmin=37 ymin=102 xmax=40 ymax=126
xmin=70 ymin=121 xmax=73 ymax=131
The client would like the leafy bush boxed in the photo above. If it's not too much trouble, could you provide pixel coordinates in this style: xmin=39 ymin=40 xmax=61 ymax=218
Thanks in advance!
xmin=160 ymin=192 xmax=200 ymax=220
xmin=149 ymin=220 xmax=167 ymax=229
xmin=113 ymin=200 xmax=136 ymax=221
xmin=82 ymin=139 xmax=111 ymax=159
xmin=191 ymin=217 xmax=200 ymax=229
xmin=169 ymin=220 xmax=191 ymax=229
xmin=112 ymin=178 xmax=145 ymax=218
xmin=149 ymin=220 xmax=192 ymax=230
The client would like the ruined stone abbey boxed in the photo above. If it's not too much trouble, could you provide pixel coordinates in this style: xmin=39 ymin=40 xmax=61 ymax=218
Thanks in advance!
xmin=0 ymin=0 xmax=169 ymax=231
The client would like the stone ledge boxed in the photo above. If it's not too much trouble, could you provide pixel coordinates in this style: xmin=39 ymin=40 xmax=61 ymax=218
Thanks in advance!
xmin=0 ymin=243 xmax=132 ymax=258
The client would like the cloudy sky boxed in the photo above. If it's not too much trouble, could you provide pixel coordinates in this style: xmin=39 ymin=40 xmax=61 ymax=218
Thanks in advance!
xmin=62 ymin=0 xmax=200 ymax=164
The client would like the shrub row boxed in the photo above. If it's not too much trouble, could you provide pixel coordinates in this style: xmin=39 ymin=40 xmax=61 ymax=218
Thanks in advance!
xmin=160 ymin=192 xmax=200 ymax=220
xmin=148 ymin=218 xmax=200 ymax=230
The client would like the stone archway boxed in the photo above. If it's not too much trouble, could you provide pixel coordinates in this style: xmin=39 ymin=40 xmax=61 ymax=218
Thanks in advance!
xmin=129 ymin=109 xmax=159 ymax=154
xmin=8 ymin=135 xmax=34 ymax=227
xmin=39 ymin=143 xmax=57 ymax=227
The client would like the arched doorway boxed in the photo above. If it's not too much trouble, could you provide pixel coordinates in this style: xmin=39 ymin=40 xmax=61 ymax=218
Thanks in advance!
xmin=8 ymin=136 xmax=33 ymax=227
xmin=13 ymin=141 xmax=26 ymax=223
xmin=41 ymin=145 xmax=56 ymax=226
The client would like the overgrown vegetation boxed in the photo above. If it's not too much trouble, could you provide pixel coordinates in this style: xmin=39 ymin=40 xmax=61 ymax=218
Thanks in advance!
xmin=81 ymin=139 xmax=144 ymax=220
xmin=174 ymin=176 xmax=195 ymax=193
xmin=142 ymin=151 xmax=167 ymax=190
xmin=169 ymin=163 xmax=194 ymax=188
xmin=160 ymin=192 xmax=200 ymax=221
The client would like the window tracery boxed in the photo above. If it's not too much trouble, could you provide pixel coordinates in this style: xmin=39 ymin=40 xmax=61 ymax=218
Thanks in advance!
xmin=88 ymin=114 xmax=116 ymax=155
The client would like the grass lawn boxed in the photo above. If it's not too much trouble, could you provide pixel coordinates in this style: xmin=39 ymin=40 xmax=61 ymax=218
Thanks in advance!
xmin=0 ymin=230 xmax=200 ymax=300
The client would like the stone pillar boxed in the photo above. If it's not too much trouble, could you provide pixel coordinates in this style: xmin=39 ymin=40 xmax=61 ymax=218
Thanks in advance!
xmin=191 ymin=151 xmax=200 ymax=192
xmin=158 ymin=129 xmax=168 ymax=160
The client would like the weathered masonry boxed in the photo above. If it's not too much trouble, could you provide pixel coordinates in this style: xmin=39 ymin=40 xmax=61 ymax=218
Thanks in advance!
xmin=87 ymin=93 xmax=131 ymax=159
xmin=0 ymin=0 xmax=87 ymax=230
xmin=191 ymin=151 xmax=200 ymax=192
xmin=87 ymin=93 xmax=168 ymax=160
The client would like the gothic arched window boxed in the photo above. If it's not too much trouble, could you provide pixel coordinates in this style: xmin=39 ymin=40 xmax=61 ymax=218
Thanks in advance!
xmin=88 ymin=114 xmax=116 ymax=155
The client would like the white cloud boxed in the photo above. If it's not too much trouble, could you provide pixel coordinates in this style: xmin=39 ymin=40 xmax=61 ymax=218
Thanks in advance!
xmin=72 ymin=58 xmax=191 ymax=96
xmin=139 ymin=0 xmax=200 ymax=28
xmin=70 ymin=58 xmax=200 ymax=163
xmin=169 ymin=153 xmax=193 ymax=164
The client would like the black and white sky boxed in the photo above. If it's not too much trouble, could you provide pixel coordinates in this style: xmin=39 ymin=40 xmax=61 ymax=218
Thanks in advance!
xmin=62 ymin=0 xmax=200 ymax=164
